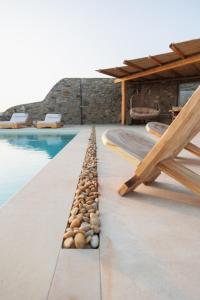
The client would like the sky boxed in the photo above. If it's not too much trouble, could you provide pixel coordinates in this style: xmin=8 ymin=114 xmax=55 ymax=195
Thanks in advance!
xmin=0 ymin=0 xmax=200 ymax=112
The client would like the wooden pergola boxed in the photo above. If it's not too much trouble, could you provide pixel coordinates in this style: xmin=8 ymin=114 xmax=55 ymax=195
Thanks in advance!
xmin=97 ymin=39 xmax=200 ymax=124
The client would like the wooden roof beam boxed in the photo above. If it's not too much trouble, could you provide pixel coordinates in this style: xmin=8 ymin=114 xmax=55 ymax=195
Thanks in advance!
xmin=148 ymin=55 xmax=162 ymax=66
xmin=97 ymin=67 xmax=135 ymax=77
xmin=148 ymin=55 xmax=181 ymax=77
xmin=170 ymin=43 xmax=200 ymax=73
xmin=115 ymin=67 xmax=132 ymax=75
xmin=170 ymin=43 xmax=186 ymax=58
xmin=97 ymin=69 xmax=117 ymax=77
xmin=128 ymin=75 xmax=200 ymax=85
xmin=124 ymin=60 xmax=145 ymax=71
xmin=125 ymin=58 xmax=164 ymax=79
xmin=170 ymin=69 xmax=183 ymax=76
xmin=124 ymin=60 xmax=151 ymax=79
xmin=114 ymin=53 xmax=200 ymax=83
xmin=192 ymin=63 xmax=200 ymax=72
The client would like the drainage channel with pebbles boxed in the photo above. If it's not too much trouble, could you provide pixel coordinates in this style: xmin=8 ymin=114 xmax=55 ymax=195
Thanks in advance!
xmin=62 ymin=127 xmax=100 ymax=249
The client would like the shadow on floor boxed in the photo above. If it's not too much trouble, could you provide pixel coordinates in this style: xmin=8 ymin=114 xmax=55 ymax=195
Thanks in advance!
xmin=121 ymin=181 xmax=200 ymax=217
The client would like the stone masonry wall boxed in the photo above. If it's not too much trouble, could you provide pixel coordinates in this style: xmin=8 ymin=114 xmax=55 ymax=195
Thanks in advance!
xmin=4 ymin=78 xmax=121 ymax=124
xmin=81 ymin=78 xmax=121 ymax=123
xmin=4 ymin=77 xmax=198 ymax=124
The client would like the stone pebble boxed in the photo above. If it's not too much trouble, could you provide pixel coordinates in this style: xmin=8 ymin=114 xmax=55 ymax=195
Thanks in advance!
xmin=86 ymin=236 xmax=92 ymax=243
xmin=63 ymin=128 xmax=100 ymax=249
xmin=74 ymin=233 xmax=86 ymax=249
xmin=90 ymin=235 xmax=99 ymax=248
xmin=63 ymin=231 xmax=74 ymax=239
xmin=71 ymin=207 xmax=79 ymax=216
xmin=70 ymin=218 xmax=81 ymax=228
xmin=63 ymin=237 xmax=74 ymax=249
xmin=85 ymin=229 xmax=94 ymax=237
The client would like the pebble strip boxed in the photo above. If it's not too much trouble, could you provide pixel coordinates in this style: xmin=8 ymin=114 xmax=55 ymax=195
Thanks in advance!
xmin=63 ymin=127 xmax=100 ymax=249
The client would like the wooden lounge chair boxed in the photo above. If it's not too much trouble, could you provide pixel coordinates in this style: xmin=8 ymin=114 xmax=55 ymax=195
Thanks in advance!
xmin=0 ymin=113 xmax=29 ymax=129
xmin=146 ymin=122 xmax=200 ymax=157
xmin=102 ymin=87 xmax=200 ymax=196
xmin=36 ymin=114 xmax=62 ymax=129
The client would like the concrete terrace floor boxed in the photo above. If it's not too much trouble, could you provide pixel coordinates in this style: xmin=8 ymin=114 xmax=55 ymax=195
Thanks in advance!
xmin=0 ymin=125 xmax=200 ymax=300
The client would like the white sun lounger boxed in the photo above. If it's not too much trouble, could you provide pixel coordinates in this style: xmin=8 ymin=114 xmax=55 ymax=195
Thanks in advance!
xmin=36 ymin=114 xmax=62 ymax=129
xmin=0 ymin=113 xmax=29 ymax=129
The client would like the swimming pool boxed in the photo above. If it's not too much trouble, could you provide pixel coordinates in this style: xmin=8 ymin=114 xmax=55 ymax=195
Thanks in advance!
xmin=0 ymin=130 xmax=75 ymax=206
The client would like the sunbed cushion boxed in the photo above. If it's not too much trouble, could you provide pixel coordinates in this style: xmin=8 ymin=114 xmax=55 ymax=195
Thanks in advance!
xmin=10 ymin=113 xmax=29 ymax=123
xmin=44 ymin=114 xmax=62 ymax=123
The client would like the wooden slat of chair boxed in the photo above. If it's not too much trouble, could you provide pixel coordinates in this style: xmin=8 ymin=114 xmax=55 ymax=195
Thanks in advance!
xmin=146 ymin=122 xmax=200 ymax=157
xmin=103 ymin=129 xmax=200 ymax=196
xmin=159 ymin=159 xmax=200 ymax=194
xmin=102 ymin=129 xmax=155 ymax=166
xmin=119 ymin=158 xmax=200 ymax=196
xmin=103 ymin=86 xmax=200 ymax=196
xmin=102 ymin=129 xmax=162 ymax=194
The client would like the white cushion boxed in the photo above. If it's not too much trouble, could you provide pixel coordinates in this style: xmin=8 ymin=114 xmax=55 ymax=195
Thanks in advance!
xmin=44 ymin=114 xmax=62 ymax=123
xmin=10 ymin=113 xmax=29 ymax=123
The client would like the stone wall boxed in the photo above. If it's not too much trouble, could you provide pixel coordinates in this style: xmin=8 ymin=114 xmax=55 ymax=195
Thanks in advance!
xmin=81 ymin=78 xmax=121 ymax=123
xmin=3 ymin=77 xmax=199 ymax=124
xmin=4 ymin=78 xmax=121 ymax=124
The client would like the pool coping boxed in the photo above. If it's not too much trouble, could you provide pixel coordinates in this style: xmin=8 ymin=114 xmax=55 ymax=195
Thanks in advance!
xmin=0 ymin=126 xmax=91 ymax=300
xmin=0 ymin=127 xmax=79 ymax=135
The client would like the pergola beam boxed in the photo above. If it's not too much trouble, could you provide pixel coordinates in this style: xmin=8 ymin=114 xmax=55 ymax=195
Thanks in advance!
xmin=125 ymin=58 xmax=164 ymax=79
xmin=171 ymin=69 xmax=183 ymax=77
xmin=148 ymin=55 xmax=182 ymax=77
xmin=116 ymin=67 xmax=132 ymax=76
xmin=170 ymin=43 xmax=186 ymax=58
xmin=124 ymin=60 xmax=144 ymax=71
xmin=170 ymin=43 xmax=200 ymax=73
xmin=115 ymin=53 xmax=200 ymax=83
xmin=97 ymin=69 xmax=116 ymax=77
xmin=97 ymin=67 xmax=131 ymax=78
xmin=125 ymin=75 xmax=200 ymax=85
xmin=148 ymin=55 xmax=162 ymax=66
xmin=192 ymin=63 xmax=200 ymax=72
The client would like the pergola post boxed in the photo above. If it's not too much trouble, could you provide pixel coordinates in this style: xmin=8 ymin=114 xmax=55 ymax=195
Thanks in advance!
xmin=121 ymin=81 xmax=126 ymax=125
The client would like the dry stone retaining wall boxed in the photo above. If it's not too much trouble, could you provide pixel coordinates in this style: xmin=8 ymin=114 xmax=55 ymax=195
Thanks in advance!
xmin=4 ymin=78 xmax=121 ymax=124
xmin=3 ymin=77 xmax=199 ymax=124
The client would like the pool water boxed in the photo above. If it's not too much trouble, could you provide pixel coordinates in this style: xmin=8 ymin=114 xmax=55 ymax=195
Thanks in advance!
xmin=0 ymin=133 xmax=75 ymax=206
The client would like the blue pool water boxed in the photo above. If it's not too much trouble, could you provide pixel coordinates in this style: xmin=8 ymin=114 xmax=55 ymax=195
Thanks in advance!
xmin=0 ymin=132 xmax=75 ymax=206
